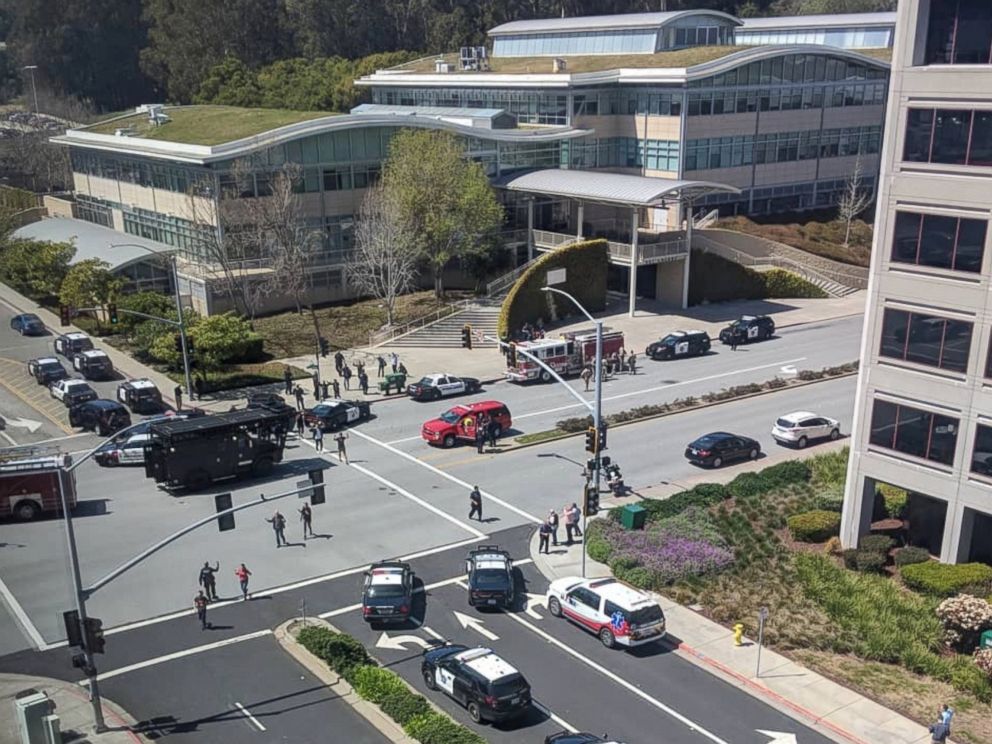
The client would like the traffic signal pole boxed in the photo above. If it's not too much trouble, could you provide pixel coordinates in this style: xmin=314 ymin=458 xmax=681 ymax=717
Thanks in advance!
xmin=589 ymin=317 xmax=603 ymax=581
xmin=169 ymin=257 xmax=195 ymax=402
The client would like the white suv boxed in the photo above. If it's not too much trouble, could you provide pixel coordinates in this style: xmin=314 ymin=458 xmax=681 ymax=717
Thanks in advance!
xmin=546 ymin=577 xmax=666 ymax=649
xmin=771 ymin=411 xmax=840 ymax=449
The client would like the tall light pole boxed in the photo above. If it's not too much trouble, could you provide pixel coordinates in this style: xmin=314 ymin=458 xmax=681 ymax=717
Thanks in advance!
xmin=22 ymin=65 xmax=39 ymax=113
xmin=111 ymin=244 xmax=194 ymax=400
xmin=542 ymin=286 xmax=602 ymax=579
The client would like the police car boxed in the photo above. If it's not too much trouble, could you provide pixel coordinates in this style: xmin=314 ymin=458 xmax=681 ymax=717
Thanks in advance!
xmin=94 ymin=432 xmax=151 ymax=467
xmin=645 ymin=330 xmax=710 ymax=360
xmin=718 ymin=315 xmax=775 ymax=345
xmin=117 ymin=379 xmax=163 ymax=413
xmin=303 ymin=399 xmax=371 ymax=431
xmin=72 ymin=349 xmax=114 ymax=380
xmin=27 ymin=357 xmax=68 ymax=385
xmin=421 ymin=645 xmax=532 ymax=724
xmin=547 ymin=576 xmax=666 ymax=649
xmin=406 ymin=373 xmax=482 ymax=401
xmin=466 ymin=545 xmax=515 ymax=610
xmin=362 ymin=561 xmax=415 ymax=625
xmin=49 ymin=378 xmax=98 ymax=407
xmin=53 ymin=332 xmax=94 ymax=358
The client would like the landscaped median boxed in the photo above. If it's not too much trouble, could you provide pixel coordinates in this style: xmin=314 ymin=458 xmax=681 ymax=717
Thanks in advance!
xmin=276 ymin=618 xmax=484 ymax=744
xmin=514 ymin=362 xmax=858 ymax=446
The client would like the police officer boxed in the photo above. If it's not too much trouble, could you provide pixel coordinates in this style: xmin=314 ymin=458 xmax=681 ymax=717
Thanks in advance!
xmin=469 ymin=486 xmax=483 ymax=521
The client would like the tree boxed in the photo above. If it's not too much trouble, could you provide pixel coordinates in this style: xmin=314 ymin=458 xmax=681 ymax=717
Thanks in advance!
xmin=382 ymin=130 xmax=504 ymax=298
xmin=0 ymin=238 xmax=74 ymax=298
xmin=193 ymin=56 xmax=261 ymax=107
xmin=836 ymin=154 xmax=873 ymax=248
xmin=347 ymin=183 xmax=419 ymax=326
xmin=58 ymin=258 xmax=124 ymax=326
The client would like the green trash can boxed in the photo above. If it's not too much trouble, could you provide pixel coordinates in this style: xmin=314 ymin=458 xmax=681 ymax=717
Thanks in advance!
xmin=981 ymin=629 xmax=992 ymax=649
xmin=620 ymin=504 xmax=647 ymax=530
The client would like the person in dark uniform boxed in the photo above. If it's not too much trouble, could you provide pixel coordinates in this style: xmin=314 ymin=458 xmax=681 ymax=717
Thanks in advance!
xmin=299 ymin=502 xmax=314 ymax=539
xmin=487 ymin=416 xmax=499 ymax=448
xmin=198 ymin=561 xmax=220 ymax=601
xmin=334 ymin=351 xmax=345 ymax=375
xmin=284 ymin=368 xmax=293 ymax=394
xmin=469 ymin=486 xmax=483 ymax=521
xmin=377 ymin=355 xmax=387 ymax=378
xmin=194 ymin=590 xmax=209 ymax=630
xmin=295 ymin=411 xmax=305 ymax=437
xmin=174 ymin=385 xmax=183 ymax=410
xmin=320 ymin=381 xmax=330 ymax=400
xmin=539 ymin=520 xmax=552 ymax=554
xmin=359 ymin=371 xmax=369 ymax=395
xmin=475 ymin=415 xmax=486 ymax=454
xmin=342 ymin=365 xmax=353 ymax=390
xmin=331 ymin=379 xmax=341 ymax=399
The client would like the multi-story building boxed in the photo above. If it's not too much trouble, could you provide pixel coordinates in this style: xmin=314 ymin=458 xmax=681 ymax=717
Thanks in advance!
xmin=46 ymin=8 xmax=893 ymax=315
xmin=842 ymin=0 xmax=992 ymax=564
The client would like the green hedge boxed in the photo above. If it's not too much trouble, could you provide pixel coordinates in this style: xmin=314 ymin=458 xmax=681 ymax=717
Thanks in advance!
xmin=381 ymin=690 xmax=432 ymax=726
xmin=855 ymin=549 xmax=887 ymax=573
xmin=858 ymin=534 xmax=895 ymax=554
xmin=787 ymin=510 xmax=841 ymax=542
xmin=351 ymin=665 xmax=409 ymax=703
xmin=404 ymin=712 xmax=487 ymax=744
xmin=760 ymin=268 xmax=828 ymax=299
xmin=877 ymin=483 xmax=908 ymax=519
xmin=497 ymin=239 xmax=608 ymax=339
xmin=894 ymin=546 xmax=931 ymax=568
xmin=687 ymin=251 xmax=826 ymax=305
xmin=901 ymin=562 xmax=992 ymax=596
xmin=297 ymin=626 xmax=373 ymax=681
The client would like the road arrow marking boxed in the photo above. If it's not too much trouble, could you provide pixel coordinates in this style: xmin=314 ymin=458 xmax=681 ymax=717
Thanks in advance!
xmin=757 ymin=730 xmax=798 ymax=744
xmin=779 ymin=365 xmax=798 ymax=375
xmin=524 ymin=593 xmax=547 ymax=620
xmin=453 ymin=610 xmax=499 ymax=641
xmin=375 ymin=631 xmax=431 ymax=651
xmin=2 ymin=416 xmax=42 ymax=433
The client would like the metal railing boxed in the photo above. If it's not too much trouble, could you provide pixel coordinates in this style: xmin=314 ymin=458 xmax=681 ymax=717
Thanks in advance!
xmin=532 ymin=229 xmax=688 ymax=265
xmin=485 ymin=257 xmax=540 ymax=296
xmin=367 ymin=297 xmax=476 ymax=347
xmin=693 ymin=209 xmax=720 ymax=229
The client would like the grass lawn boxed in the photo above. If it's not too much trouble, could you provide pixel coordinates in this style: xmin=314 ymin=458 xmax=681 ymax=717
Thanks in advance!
xmin=714 ymin=215 xmax=873 ymax=267
xmin=87 ymin=106 xmax=336 ymax=145
xmin=252 ymin=290 xmax=465 ymax=359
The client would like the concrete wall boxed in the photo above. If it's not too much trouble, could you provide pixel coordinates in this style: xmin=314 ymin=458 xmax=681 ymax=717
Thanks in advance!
xmin=43 ymin=195 xmax=76 ymax=219
xmin=655 ymin=259 xmax=685 ymax=306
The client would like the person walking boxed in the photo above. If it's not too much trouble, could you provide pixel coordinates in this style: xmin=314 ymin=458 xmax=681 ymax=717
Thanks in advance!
xmin=569 ymin=502 xmax=583 ymax=537
xmin=359 ymin=371 xmax=369 ymax=395
xmin=469 ymin=486 xmax=483 ymax=521
xmin=335 ymin=431 xmax=348 ymax=463
xmin=294 ymin=385 xmax=305 ymax=411
xmin=547 ymin=509 xmax=559 ymax=546
xmin=342 ymin=365 xmax=352 ymax=390
xmin=580 ymin=365 xmax=592 ymax=392
xmin=538 ymin=520 xmax=551 ymax=554
xmin=266 ymin=510 xmax=288 ymax=547
xmin=730 ymin=328 xmax=741 ymax=351
xmin=628 ymin=352 xmax=637 ymax=376
xmin=313 ymin=425 xmax=324 ymax=453
xmin=299 ymin=502 xmax=314 ymax=540
xmin=398 ymin=361 xmax=408 ymax=376
xmin=929 ymin=716 xmax=950 ymax=743
xmin=391 ymin=352 xmax=399 ymax=373
xmin=564 ymin=504 xmax=577 ymax=545
xmin=284 ymin=368 xmax=293 ymax=394
xmin=487 ymin=416 xmax=499 ymax=448
xmin=334 ymin=351 xmax=345 ymax=375
xmin=331 ymin=379 xmax=340 ymax=399
xmin=475 ymin=416 xmax=486 ymax=454
xmin=235 ymin=563 xmax=252 ymax=600
xmin=356 ymin=360 xmax=365 ymax=379
xmin=198 ymin=561 xmax=220 ymax=601
xmin=377 ymin=355 xmax=387 ymax=378
xmin=295 ymin=411 xmax=305 ymax=437
xmin=194 ymin=590 xmax=210 ymax=630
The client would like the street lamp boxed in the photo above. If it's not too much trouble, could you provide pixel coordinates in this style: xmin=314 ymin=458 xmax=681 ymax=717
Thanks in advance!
xmin=22 ymin=65 xmax=39 ymax=114
xmin=110 ymin=244 xmax=194 ymax=400
xmin=541 ymin=285 xmax=602 ymax=579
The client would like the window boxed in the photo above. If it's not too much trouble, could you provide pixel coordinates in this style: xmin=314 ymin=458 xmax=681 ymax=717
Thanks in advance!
xmin=322 ymin=168 xmax=352 ymax=191
xmin=971 ymin=425 xmax=992 ymax=475
xmin=904 ymin=108 xmax=992 ymax=166
xmin=879 ymin=308 xmax=972 ymax=372
xmin=925 ymin=0 xmax=992 ymax=65
xmin=869 ymin=399 xmax=958 ymax=465
xmin=890 ymin=211 xmax=986 ymax=273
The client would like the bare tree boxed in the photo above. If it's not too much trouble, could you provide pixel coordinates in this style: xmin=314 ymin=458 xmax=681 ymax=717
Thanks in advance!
xmin=836 ymin=153 xmax=873 ymax=247
xmin=347 ymin=182 xmax=419 ymax=327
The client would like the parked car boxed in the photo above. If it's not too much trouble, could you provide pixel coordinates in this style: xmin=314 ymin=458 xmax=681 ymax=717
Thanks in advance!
xmin=645 ymin=330 xmax=710 ymax=360
xmin=407 ymin=374 xmax=482 ymax=401
xmin=771 ymin=411 xmax=841 ymax=448
xmin=117 ymin=379 xmax=163 ymax=413
xmin=94 ymin=433 xmax=151 ymax=467
xmin=10 ymin=313 xmax=46 ymax=336
xmin=421 ymin=401 xmax=511 ymax=448
xmin=303 ymin=399 xmax=371 ymax=431
xmin=68 ymin=399 xmax=131 ymax=436
xmin=72 ymin=349 xmax=114 ymax=380
xmin=684 ymin=432 xmax=761 ymax=468
xmin=53 ymin=332 xmax=93 ymax=358
xmin=546 ymin=576 xmax=666 ymax=649
xmin=718 ymin=315 xmax=775 ymax=345
xmin=361 ymin=561 xmax=415 ymax=625
xmin=466 ymin=545 xmax=515 ymax=610
xmin=49 ymin=378 xmax=98 ymax=407
xmin=27 ymin=357 xmax=67 ymax=385
xmin=421 ymin=645 xmax=531 ymax=724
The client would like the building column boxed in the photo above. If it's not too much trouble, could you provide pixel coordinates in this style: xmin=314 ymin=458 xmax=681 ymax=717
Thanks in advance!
xmin=576 ymin=202 xmax=585 ymax=240
xmin=526 ymin=197 xmax=534 ymax=262
xmin=681 ymin=199 xmax=692 ymax=309
xmin=628 ymin=208 xmax=639 ymax=318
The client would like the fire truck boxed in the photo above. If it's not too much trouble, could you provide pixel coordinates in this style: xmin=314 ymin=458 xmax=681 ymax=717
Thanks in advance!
xmin=0 ymin=447 xmax=76 ymax=520
xmin=505 ymin=328 xmax=625 ymax=383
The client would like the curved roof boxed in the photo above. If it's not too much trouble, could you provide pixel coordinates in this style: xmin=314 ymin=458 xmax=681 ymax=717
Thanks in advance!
xmin=489 ymin=10 xmax=742 ymax=36
xmin=492 ymin=169 xmax=740 ymax=206
xmin=13 ymin=217 xmax=172 ymax=272
xmin=739 ymin=12 xmax=895 ymax=31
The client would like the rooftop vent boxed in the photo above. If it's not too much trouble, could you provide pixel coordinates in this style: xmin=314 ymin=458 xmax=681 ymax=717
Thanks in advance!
xmin=434 ymin=58 xmax=451 ymax=73
xmin=553 ymin=57 xmax=567 ymax=73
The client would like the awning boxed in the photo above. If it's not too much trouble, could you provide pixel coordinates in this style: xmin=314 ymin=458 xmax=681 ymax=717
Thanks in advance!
xmin=492 ymin=169 xmax=740 ymax=206
xmin=13 ymin=217 xmax=172 ymax=271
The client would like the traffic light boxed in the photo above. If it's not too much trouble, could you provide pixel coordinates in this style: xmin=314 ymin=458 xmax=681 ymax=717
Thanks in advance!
xmin=318 ymin=337 xmax=330 ymax=357
xmin=83 ymin=617 xmax=105 ymax=654
xmin=461 ymin=324 xmax=472 ymax=350
xmin=584 ymin=426 xmax=597 ymax=453
xmin=583 ymin=484 xmax=599 ymax=517
xmin=215 ymin=492 xmax=235 ymax=532
xmin=507 ymin=343 xmax=517 ymax=368
xmin=597 ymin=423 xmax=608 ymax=453
xmin=308 ymin=468 xmax=325 ymax=505
xmin=108 ymin=303 xmax=119 ymax=324
xmin=59 ymin=305 xmax=71 ymax=327
xmin=63 ymin=609 xmax=83 ymax=648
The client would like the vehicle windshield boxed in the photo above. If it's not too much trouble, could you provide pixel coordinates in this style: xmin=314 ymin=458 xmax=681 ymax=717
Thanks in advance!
xmin=629 ymin=605 xmax=664 ymax=625
xmin=439 ymin=410 xmax=463 ymax=424
xmin=367 ymin=585 xmax=406 ymax=598
xmin=775 ymin=418 xmax=797 ymax=429
xmin=491 ymin=675 xmax=528 ymax=698
xmin=474 ymin=569 xmax=510 ymax=588
xmin=40 ymin=361 xmax=61 ymax=370
xmin=659 ymin=334 xmax=680 ymax=345
xmin=313 ymin=405 xmax=337 ymax=415
xmin=692 ymin=436 xmax=721 ymax=448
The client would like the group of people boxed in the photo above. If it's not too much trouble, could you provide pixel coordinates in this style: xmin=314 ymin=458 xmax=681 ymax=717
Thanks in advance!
xmin=518 ymin=320 xmax=546 ymax=342
xmin=538 ymin=503 xmax=584 ymax=553
xmin=473 ymin=412 xmax=501 ymax=454
xmin=928 ymin=704 xmax=954 ymax=743
xmin=579 ymin=350 xmax=636 ymax=391
xmin=193 ymin=561 xmax=253 ymax=630
xmin=282 ymin=348 xmax=411 ymax=409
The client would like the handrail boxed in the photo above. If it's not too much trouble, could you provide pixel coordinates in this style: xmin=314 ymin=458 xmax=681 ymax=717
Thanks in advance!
xmin=532 ymin=229 xmax=688 ymax=265
xmin=367 ymin=297 xmax=476 ymax=347
xmin=695 ymin=235 xmax=850 ymax=293
xmin=485 ymin=257 xmax=540 ymax=296
xmin=693 ymin=209 xmax=720 ymax=229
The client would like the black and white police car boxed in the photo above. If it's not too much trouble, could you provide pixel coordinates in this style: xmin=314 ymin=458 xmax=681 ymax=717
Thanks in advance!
xmin=117 ymin=379 xmax=163 ymax=413
xmin=27 ymin=357 xmax=68 ymax=385
xmin=466 ymin=545 xmax=515 ymax=610
xmin=49 ymin=378 xmax=98 ymax=407
xmin=303 ymin=399 xmax=371 ymax=430
xmin=645 ymin=330 xmax=710 ymax=360
xmin=421 ymin=645 xmax=532 ymax=724
xmin=53 ymin=332 xmax=94 ymax=358
xmin=718 ymin=315 xmax=775 ymax=345
xmin=362 ymin=561 xmax=415 ymax=625
xmin=406 ymin=373 xmax=482 ymax=401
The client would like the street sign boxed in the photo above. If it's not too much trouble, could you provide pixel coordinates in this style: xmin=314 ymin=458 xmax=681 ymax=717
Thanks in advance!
xmin=546 ymin=268 xmax=566 ymax=286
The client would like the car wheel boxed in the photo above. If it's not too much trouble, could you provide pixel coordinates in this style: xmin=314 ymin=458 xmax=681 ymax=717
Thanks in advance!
xmin=539 ymin=369 xmax=552 ymax=383
xmin=422 ymin=668 xmax=437 ymax=690
xmin=13 ymin=500 xmax=40 ymax=521
xmin=548 ymin=597 xmax=562 ymax=617
xmin=432 ymin=389 xmax=442 ymax=401
xmin=443 ymin=434 xmax=456 ymax=448
xmin=599 ymin=627 xmax=616 ymax=649
xmin=797 ymin=436 xmax=808 ymax=449
xmin=467 ymin=702 xmax=482 ymax=724
xmin=748 ymin=447 xmax=759 ymax=460
xmin=711 ymin=456 xmax=723 ymax=468
xmin=829 ymin=428 xmax=840 ymax=440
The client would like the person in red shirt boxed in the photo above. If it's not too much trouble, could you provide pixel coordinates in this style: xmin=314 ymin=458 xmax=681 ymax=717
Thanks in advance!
xmin=194 ymin=590 xmax=209 ymax=629
xmin=235 ymin=563 xmax=252 ymax=600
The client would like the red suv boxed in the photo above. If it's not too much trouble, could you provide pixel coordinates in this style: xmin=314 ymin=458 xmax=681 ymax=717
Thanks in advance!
xmin=421 ymin=401 xmax=512 ymax=448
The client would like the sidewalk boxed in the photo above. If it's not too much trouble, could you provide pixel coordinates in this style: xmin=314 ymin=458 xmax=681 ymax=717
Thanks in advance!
xmin=0 ymin=674 xmax=141 ymax=744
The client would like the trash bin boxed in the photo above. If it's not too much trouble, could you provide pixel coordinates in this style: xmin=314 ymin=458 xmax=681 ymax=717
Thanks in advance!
xmin=620 ymin=504 xmax=646 ymax=530
xmin=982 ymin=629 xmax=992 ymax=649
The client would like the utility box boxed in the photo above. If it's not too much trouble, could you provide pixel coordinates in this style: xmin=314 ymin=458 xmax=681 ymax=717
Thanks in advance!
xmin=14 ymin=689 xmax=55 ymax=744
xmin=981 ymin=629 xmax=992 ymax=649
xmin=620 ymin=504 xmax=646 ymax=530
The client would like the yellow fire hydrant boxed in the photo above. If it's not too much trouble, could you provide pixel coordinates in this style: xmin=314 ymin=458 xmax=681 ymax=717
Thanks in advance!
xmin=733 ymin=623 xmax=745 ymax=647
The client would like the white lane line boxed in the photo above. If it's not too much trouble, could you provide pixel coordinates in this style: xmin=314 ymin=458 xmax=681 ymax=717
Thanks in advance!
xmin=350 ymin=429 xmax=542 ymax=525
xmin=234 ymin=702 xmax=267 ymax=732
xmin=82 ymin=629 xmax=272 ymax=683
xmin=0 ymin=430 xmax=17 ymax=447
xmin=500 ymin=610 xmax=731 ymax=744
xmin=533 ymin=701 xmax=578 ymax=734
xmin=0 ymin=573 xmax=45 ymax=649
xmin=422 ymin=626 xmax=445 ymax=641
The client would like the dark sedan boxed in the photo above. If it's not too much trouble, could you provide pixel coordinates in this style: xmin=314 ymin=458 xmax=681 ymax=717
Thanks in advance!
xmin=10 ymin=313 xmax=46 ymax=336
xmin=362 ymin=561 xmax=415 ymax=625
xmin=684 ymin=432 xmax=761 ymax=468
xmin=303 ymin=399 xmax=371 ymax=430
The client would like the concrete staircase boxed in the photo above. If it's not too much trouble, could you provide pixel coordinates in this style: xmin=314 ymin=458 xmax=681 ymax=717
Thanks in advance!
xmin=385 ymin=300 xmax=501 ymax=348
xmin=751 ymin=265 xmax=860 ymax=298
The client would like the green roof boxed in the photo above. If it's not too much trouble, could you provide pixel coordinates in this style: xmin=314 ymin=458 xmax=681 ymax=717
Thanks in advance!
xmin=86 ymin=105 xmax=337 ymax=146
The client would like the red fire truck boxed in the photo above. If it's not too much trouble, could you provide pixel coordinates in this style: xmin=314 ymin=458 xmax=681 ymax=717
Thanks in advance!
xmin=506 ymin=328 xmax=625 ymax=383
xmin=0 ymin=447 xmax=76 ymax=520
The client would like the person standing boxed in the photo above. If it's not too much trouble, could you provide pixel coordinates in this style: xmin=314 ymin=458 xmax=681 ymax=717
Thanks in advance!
xmin=334 ymin=351 xmax=345 ymax=375
xmin=391 ymin=352 xmax=399 ymax=373
xmin=295 ymin=411 xmax=305 ymax=438
xmin=284 ymin=368 xmax=293 ymax=394
xmin=538 ymin=520 xmax=551 ymax=554
xmin=475 ymin=416 xmax=486 ymax=454
xmin=198 ymin=561 xmax=220 ymax=601
xmin=294 ymin=385 xmax=305 ymax=411
xmin=235 ymin=563 xmax=252 ymax=600
xmin=929 ymin=716 xmax=950 ymax=743
xmin=487 ymin=416 xmax=499 ymax=448
xmin=313 ymin=426 xmax=324 ymax=453
xmin=331 ymin=378 xmax=341 ymax=399
xmin=580 ymin=365 xmax=592 ymax=392
xmin=940 ymin=705 xmax=954 ymax=732
xmin=547 ymin=509 xmax=559 ymax=546
xmin=312 ymin=373 xmax=320 ymax=398
xmin=570 ymin=502 xmax=583 ymax=537
xmin=335 ymin=431 xmax=348 ymax=463
xmin=266 ymin=510 xmax=288 ymax=547
xmin=377 ymin=355 xmax=387 ymax=378
xmin=628 ymin=352 xmax=637 ymax=376
xmin=320 ymin=381 xmax=330 ymax=401
xmin=469 ymin=486 xmax=483 ymax=521
xmin=564 ymin=504 xmax=576 ymax=545
xmin=359 ymin=371 xmax=369 ymax=395
xmin=356 ymin=360 xmax=365 ymax=379
xmin=194 ymin=590 xmax=209 ymax=630
xmin=730 ymin=328 xmax=740 ymax=351
xmin=342 ymin=365 xmax=352 ymax=390
xmin=299 ymin=502 xmax=314 ymax=539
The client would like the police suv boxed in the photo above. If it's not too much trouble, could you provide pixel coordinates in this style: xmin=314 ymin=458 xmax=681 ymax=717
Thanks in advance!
xmin=73 ymin=349 xmax=114 ymax=380
xmin=421 ymin=645 xmax=532 ymax=724
xmin=54 ymin=332 xmax=93 ymax=358
xmin=718 ymin=315 xmax=775 ymax=345
xmin=27 ymin=357 xmax=67 ymax=385
xmin=466 ymin=545 xmax=515 ymax=610
xmin=362 ymin=561 xmax=415 ymax=625
xmin=49 ymin=378 xmax=98 ymax=407
xmin=117 ymin=379 xmax=163 ymax=413
xmin=645 ymin=330 xmax=710 ymax=360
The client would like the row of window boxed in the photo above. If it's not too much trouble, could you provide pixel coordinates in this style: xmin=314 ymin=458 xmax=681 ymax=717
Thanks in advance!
xmin=880 ymin=308 xmax=972 ymax=373
xmin=686 ymin=82 xmax=886 ymax=116
xmin=684 ymin=125 xmax=881 ymax=171
xmin=695 ymin=176 xmax=873 ymax=215
xmin=671 ymin=25 xmax=734 ymax=48
xmin=492 ymin=29 xmax=659 ymax=58
xmin=891 ymin=211 xmax=986 ymax=274
xmin=904 ymin=109 xmax=992 ymax=167
xmin=373 ymin=88 xmax=570 ymax=125
xmin=924 ymin=0 xmax=992 ymax=65
xmin=569 ymin=137 xmax=679 ymax=171
xmin=72 ymin=151 xmax=211 ymax=194
xmin=121 ymin=206 xmax=215 ymax=257
xmin=687 ymin=54 xmax=887 ymax=88
xmin=735 ymin=28 xmax=893 ymax=50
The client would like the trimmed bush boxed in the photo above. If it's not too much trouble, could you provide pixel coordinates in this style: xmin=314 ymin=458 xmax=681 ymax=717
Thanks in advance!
xmin=586 ymin=537 xmax=613 ymax=564
xmin=637 ymin=483 xmax=731 ymax=522
xmin=902 ymin=562 xmax=992 ymax=597
xmin=760 ymin=268 xmax=828 ymax=299
xmin=688 ymin=250 xmax=765 ymax=304
xmin=894 ymin=546 xmax=931 ymax=568
xmin=975 ymin=648 xmax=992 ymax=679
xmin=855 ymin=549 xmax=887 ymax=573
xmin=351 ymin=665 xmax=408 ymax=704
xmin=297 ymin=626 xmax=373 ymax=679
xmin=814 ymin=492 xmax=845 ymax=512
xmin=609 ymin=555 xmax=639 ymax=574
xmin=787 ymin=510 xmax=841 ymax=543
xmin=404 ymin=711 xmax=487 ymax=744
xmin=936 ymin=595 xmax=992 ymax=652
xmin=621 ymin=566 xmax=657 ymax=590
xmin=877 ymin=483 xmax=908 ymax=519
xmin=858 ymin=534 xmax=895 ymax=554
xmin=379 ymin=690 xmax=431 ymax=726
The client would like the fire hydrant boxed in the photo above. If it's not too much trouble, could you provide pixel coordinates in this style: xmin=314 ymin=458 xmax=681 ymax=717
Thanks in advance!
xmin=733 ymin=623 xmax=745 ymax=647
